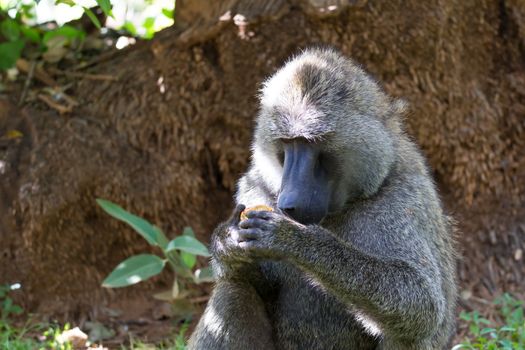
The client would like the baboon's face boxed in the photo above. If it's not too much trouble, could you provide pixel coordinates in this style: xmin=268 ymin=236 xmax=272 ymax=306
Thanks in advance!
xmin=255 ymin=50 xmax=394 ymax=225
xmin=276 ymin=136 xmax=346 ymax=225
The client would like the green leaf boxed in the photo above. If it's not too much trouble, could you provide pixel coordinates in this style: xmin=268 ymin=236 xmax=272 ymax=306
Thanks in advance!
xmin=143 ymin=17 xmax=155 ymax=29
xmin=194 ymin=266 xmax=215 ymax=284
xmin=181 ymin=251 xmax=196 ymax=269
xmin=96 ymin=199 xmax=158 ymax=246
xmin=0 ymin=40 xmax=24 ymax=70
xmin=20 ymin=26 xmax=40 ymax=43
xmin=20 ymin=4 xmax=36 ymax=19
xmin=153 ymin=226 xmax=169 ymax=250
xmin=122 ymin=21 xmax=137 ymax=36
xmin=498 ymin=340 xmax=512 ymax=348
xmin=102 ymin=254 xmax=165 ymax=288
xmin=460 ymin=311 xmax=472 ymax=321
xmin=142 ymin=17 xmax=155 ymax=39
xmin=56 ymin=0 xmax=76 ymax=6
xmin=182 ymin=226 xmax=195 ymax=237
xmin=83 ymin=7 xmax=101 ymax=29
xmin=43 ymin=25 xmax=85 ymax=44
xmin=1 ymin=18 xmax=20 ymax=41
xmin=166 ymin=236 xmax=210 ymax=257
xmin=10 ymin=304 xmax=23 ymax=315
xmin=161 ymin=8 xmax=173 ymax=19
xmin=480 ymin=328 xmax=496 ymax=335
xmin=96 ymin=0 xmax=113 ymax=18
xmin=479 ymin=318 xmax=492 ymax=325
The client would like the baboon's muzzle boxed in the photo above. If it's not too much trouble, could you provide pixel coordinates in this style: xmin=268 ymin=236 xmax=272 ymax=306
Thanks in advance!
xmin=277 ymin=140 xmax=331 ymax=225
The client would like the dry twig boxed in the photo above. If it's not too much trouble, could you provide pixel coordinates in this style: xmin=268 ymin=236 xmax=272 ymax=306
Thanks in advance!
xmin=16 ymin=58 xmax=57 ymax=87
xmin=49 ymin=68 xmax=118 ymax=81
xmin=37 ymin=94 xmax=73 ymax=114
xmin=18 ymin=60 xmax=36 ymax=106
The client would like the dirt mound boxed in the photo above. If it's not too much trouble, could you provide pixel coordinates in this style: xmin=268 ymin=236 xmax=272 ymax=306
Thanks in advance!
xmin=0 ymin=0 xmax=523 ymax=316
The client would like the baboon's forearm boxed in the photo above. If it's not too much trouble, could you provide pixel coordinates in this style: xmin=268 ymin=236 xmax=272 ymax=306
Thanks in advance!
xmin=287 ymin=227 xmax=444 ymax=339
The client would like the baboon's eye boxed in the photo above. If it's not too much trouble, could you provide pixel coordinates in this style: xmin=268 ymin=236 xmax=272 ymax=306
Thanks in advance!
xmin=277 ymin=151 xmax=285 ymax=165
xmin=318 ymin=152 xmax=334 ymax=171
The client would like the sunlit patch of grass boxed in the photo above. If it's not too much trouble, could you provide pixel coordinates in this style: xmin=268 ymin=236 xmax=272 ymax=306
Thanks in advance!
xmin=453 ymin=293 xmax=525 ymax=350
xmin=0 ymin=321 xmax=39 ymax=350
xmin=0 ymin=284 xmax=76 ymax=350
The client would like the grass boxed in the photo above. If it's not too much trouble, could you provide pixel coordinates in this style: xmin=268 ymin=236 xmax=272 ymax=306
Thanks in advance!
xmin=126 ymin=322 xmax=188 ymax=350
xmin=453 ymin=293 xmax=525 ymax=350
xmin=12 ymin=286 xmax=517 ymax=349
xmin=1 ymin=283 xmax=190 ymax=349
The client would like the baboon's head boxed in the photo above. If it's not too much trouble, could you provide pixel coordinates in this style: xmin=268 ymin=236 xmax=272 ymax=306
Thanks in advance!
xmin=253 ymin=48 xmax=403 ymax=225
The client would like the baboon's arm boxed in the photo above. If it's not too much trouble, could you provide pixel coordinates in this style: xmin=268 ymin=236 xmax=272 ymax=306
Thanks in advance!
xmin=188 ymin=205 xmax=276 ymax=350
xmin=238 ymin=210 xmax=445 ymax=343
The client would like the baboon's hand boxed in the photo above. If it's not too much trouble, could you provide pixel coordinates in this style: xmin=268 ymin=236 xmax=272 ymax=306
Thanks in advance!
xmin=237 ymin=210 xmax=303 ymax=259
xmin=211 ymin=204 xmax=253 ymax=268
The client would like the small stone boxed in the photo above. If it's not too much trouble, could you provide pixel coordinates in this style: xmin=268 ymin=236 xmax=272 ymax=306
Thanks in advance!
xmin=460 ymin=289 xmax=472 ymax=300
xmin=57 ymin=327 xmax=88 ymax=349
xmin=514 ymin=249 xmax=522 ymax=261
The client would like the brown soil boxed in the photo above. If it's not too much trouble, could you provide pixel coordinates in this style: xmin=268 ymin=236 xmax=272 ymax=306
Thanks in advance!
xmin=1 ymin=0 xmax=524 ymax=345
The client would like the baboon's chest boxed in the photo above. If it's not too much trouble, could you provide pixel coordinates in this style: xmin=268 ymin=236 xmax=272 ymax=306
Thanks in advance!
xmin=260 ymin=262 xmax=378 ymax=349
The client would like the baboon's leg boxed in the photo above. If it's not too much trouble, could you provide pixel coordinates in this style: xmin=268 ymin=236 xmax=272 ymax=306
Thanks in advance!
xmin=188 ymin=279 xmax=275 ymax=350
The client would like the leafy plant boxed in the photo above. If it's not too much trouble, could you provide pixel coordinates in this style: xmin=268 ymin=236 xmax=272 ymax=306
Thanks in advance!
xmin=0 ymin=6 xmax=37 ymax=70
xmin=452 ymin=293 xmax=525 ymax=350
xmin=0 ymin=284 xmax=23 ymax=322
xmin=174 ymin=320 xmax=189 ymax=350
xmin=96 ymin=199 xmax=214 ymax=302
xmin=0 ymin=284 xmax=74 ymax=349
xmin=41 ymin=323 xmax=73 ymax=350
xmin=57 ymin=0 xmax=114 ymax=29
xmin=1 ymin=1 xmax=176 ymax=72
xmin=0 ymin=0 xmax=112 ymax=70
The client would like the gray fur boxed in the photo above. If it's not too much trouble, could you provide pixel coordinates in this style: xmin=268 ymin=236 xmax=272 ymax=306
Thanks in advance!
xmin=188 ymin=48 xmax=457 ymax=350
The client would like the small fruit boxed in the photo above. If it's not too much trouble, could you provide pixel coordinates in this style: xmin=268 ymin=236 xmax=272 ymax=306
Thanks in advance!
xmin=240 ymin=205 xmax=274 ymax=221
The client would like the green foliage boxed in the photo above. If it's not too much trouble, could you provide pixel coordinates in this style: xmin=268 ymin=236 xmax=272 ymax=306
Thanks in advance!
xmin=161 ymin=8 xmax=173 ymax=20
xmin=0 ymin=10 xmax=29 ymax=70
xmin=0 ymin=284 xmax=35 ymax=349
xmin=0 ymin=1 xmax=85 ymax=70
xmin=166 ymin=236 xmax=211 ymax=258
xmin=42 ymin=323 xmax=73 ymax=350
xmin=0 ymin=284 xmax=74 ymax=349
xmin=0 ymin=0 xmax=175 ymax=71
xmin=123 ymin=21 xmax=137 ymax=36
xmin=174 ymin=321 xmax=189 ymax=350
xmin=0 ymin=285 xmax=23 ymax=322
xmin=102 ymin=254 xmax=166 ymax=288
xmin=142 ymin=17 xmax=156 ymax=39
xmin=82 ymin=7 xmax=101 ymax=29
xmin=96 ymin=199 xmax=161 ymax=247
xmin=1 ymin=17 xmax=20 ymax=41
xmin=453 ymin=294 xmax=525 ymax=350
xmin=42 ymin=25 xmax=85 ymax=45
xmin=97 ymin=199 xmax=214 ymax=298
xmin=96 ymin=0 xmax=113 ymax=18
xmin=0 ymin=39 xmax=24 ymax=70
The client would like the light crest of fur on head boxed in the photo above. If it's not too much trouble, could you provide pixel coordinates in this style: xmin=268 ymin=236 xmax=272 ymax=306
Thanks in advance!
xmin=257 ymin=47 xmax=402 ymax=145
xmin=259 ymin=50 xmax=339 ymax=141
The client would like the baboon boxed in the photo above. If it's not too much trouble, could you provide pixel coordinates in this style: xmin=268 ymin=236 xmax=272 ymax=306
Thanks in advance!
xmin=188 ymin=48 xmax=457 ymax=350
